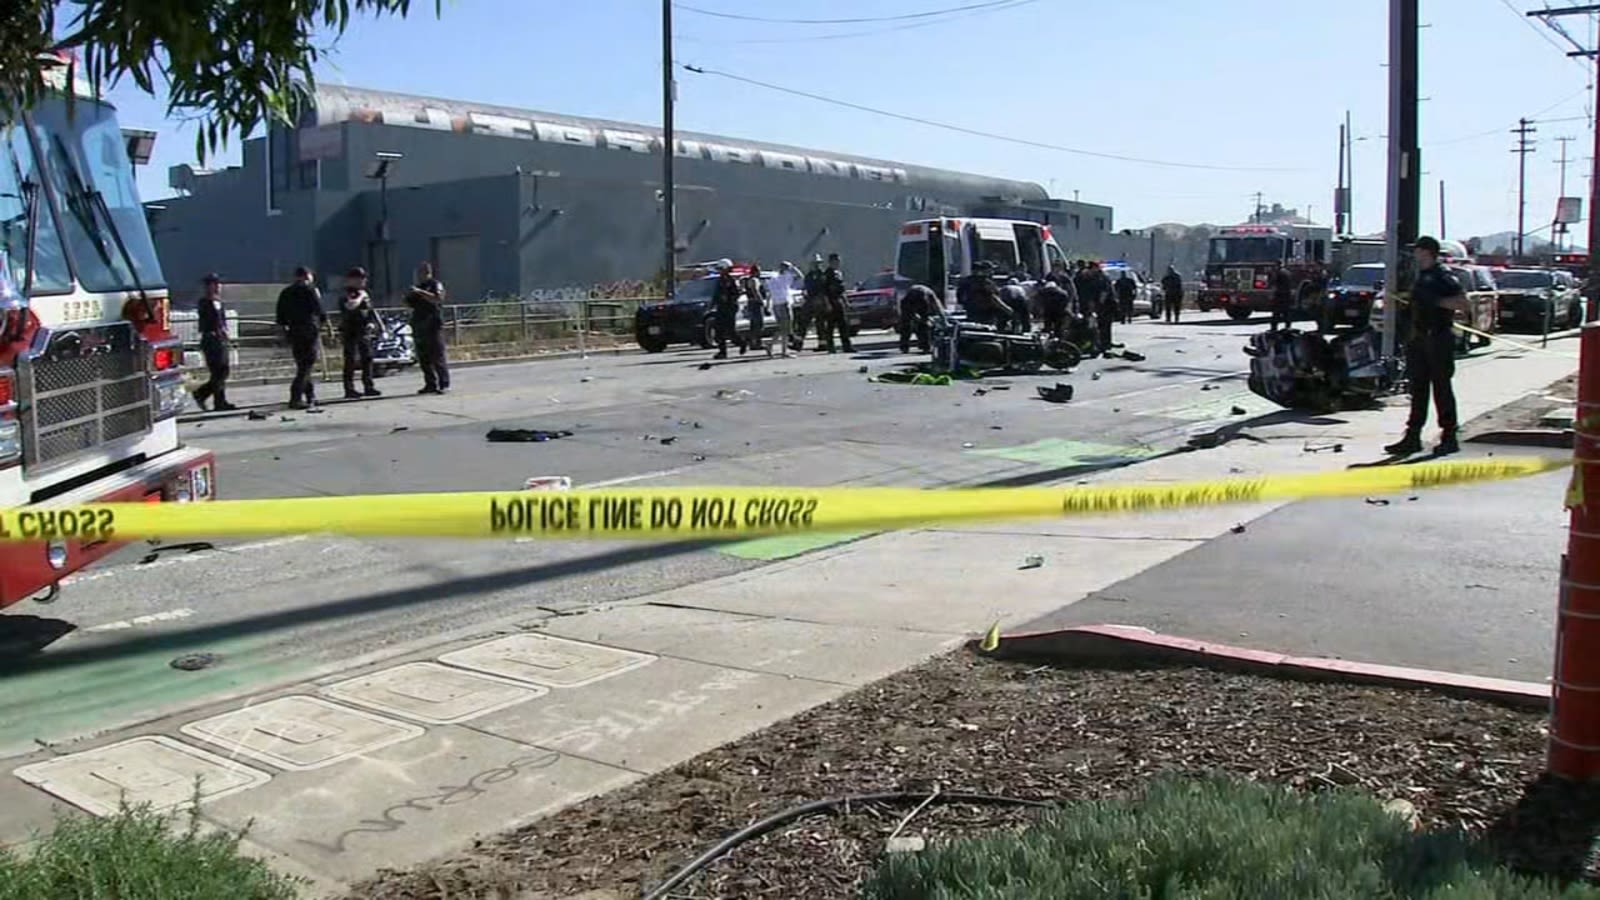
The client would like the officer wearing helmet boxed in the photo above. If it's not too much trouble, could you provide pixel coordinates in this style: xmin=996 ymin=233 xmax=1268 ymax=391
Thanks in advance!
xmin=710 ymin=259 xmax=743 ymax=359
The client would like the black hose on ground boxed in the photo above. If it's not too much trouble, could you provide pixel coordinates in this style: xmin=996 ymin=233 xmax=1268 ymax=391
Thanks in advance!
xmin=639 ymin=790 xmax=1054 ymax=900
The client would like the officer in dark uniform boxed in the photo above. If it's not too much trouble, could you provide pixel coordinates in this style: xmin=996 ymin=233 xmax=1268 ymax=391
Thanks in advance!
xmin=1036 ymin=279 xmax=1073 ymax=339
xmin=819 ymin=252 xmax=852 ymax=353
xmin=1000 ymin=275 xmax=1032 ymax=333
xmin=958 ymin=261 xmax=1012 ymax=327
xmin=191 ymin=273 xmax=237 ymax=412
xmin=408 ymin=261 xmax=451 ymax=394
xmin=1270 ymin=264 xmax=1295 ymax=331
xmin=898 ymin=283 xmax=943 ymax=352
xmin=1161 ymin=266 xmax=1184 ymax=323
xmin=1113 ymin=270 xmax=1137 ymax=323
xmin=338 ymin=267 xmax=382 ymax=400
xmin=711 ymin=260 xmax=742 ymax=359
xmin=797 ymin=255 xmax=827 ymax=351
xmin=275 ymin=266 xmax=326 ymax=410
xmin=1385 ymin=236 xmax=1468 ymax=457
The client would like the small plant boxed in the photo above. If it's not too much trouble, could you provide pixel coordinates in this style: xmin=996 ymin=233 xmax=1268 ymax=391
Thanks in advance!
xmin=0 ymin=799 xmax=303 ymax=900
xmin=864 ymin=775 xmax=1600 ymax=900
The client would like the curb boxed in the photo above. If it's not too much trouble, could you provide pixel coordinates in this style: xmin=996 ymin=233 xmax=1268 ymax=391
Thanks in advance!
xmin=1467 ymin=429 xmax=1574 ymax=449
xmin=971 ymin=623 xmax=1550 ymax=710
xmin=215 ymin=344 xmax=643 ymax=388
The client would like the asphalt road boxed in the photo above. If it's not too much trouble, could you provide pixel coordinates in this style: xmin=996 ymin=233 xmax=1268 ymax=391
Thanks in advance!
xmin=0 ymin=313 xmax=1325 ymax=755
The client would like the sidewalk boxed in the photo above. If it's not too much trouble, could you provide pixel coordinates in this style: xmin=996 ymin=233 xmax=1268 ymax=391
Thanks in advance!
xmin=0 ymin=337 xmax=1578 ymax=897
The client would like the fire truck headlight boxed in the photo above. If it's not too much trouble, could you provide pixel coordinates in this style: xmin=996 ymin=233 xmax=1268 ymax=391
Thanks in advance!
xmin=191 ymin=464 xmax=212 ymax=500
xmin=0 ymin=419 xmax=21 ymax=465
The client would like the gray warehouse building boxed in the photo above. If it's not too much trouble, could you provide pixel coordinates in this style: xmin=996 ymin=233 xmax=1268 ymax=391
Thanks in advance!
xmin=149 ymin=84 xmax=1127 ymax=301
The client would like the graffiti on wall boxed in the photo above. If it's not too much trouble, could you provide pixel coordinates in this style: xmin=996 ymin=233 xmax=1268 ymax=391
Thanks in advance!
xmin=523 ymin=279 xmax=656 ymax=302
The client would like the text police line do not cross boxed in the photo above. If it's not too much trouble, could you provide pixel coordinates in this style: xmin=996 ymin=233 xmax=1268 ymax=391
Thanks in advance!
xmin=488 ymin=494 xmax=821 ymax=535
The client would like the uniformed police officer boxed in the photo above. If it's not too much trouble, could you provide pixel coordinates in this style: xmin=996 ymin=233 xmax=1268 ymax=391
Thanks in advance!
xmin=1385 ymin=236 xmax=1468 ymax=457
xmin=819 ymin=252 xmax=852 ymax=353
xmin=1000 ymin=275 xmax=1031 ymax=333
xmin=898 ymin=283 xmax=943 ymax=352
xmin=797 ymin=255 xmax=827 ymax=351
xmin=191 ymin=273 xmax=237 ymax=412
xmin=958 ymin=261 xmax=1011 ymax=327
xmin=338 ymin=267 xmax=382 ymax=400
xmin=275 ymin=266 xmax=326 ymax=410
xmin=1270 ymin=264 xmax=1295 ymax=331
xmin=711 ymin=260 xmax=742 ymax=359
xmin=1036 ymin=279 xmax=1073 ymax=340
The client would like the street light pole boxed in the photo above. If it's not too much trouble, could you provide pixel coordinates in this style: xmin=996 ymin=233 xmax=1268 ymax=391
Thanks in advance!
xmin=1381 ymin=0 xmax=1419 ymax=365
xmin=379 ymin=172 xmax=391 ymax=301
xmin=662 ymin=0 xmax=678 ymax=302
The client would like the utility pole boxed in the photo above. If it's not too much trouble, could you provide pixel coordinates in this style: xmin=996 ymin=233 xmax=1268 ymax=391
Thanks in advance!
xmin=661 ymin=0 xmax=678 ymax=302
xmin=1556 ymin=135 xmax=1576 ymax=250
xmin=1336 ymin=120 xmax=1348 ymax=234
xmin=1380 ymin=0 xmax=1419 ymax=364
xmin=1345 ymin=110 xmax=1355 ymax=232
xmin=1512 ymin=118 xmax=1538 ymax=258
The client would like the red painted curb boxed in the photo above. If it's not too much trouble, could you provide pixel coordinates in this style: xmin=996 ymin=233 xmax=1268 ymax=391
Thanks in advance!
xmin=970 ymin=623 xmax=1550 ymax=710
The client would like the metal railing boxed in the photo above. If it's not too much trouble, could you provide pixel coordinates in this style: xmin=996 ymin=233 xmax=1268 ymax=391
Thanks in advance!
xmin=175 ymin=298 xmax=655 ymax=372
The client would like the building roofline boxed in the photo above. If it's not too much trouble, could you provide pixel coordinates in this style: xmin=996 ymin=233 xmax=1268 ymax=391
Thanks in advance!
xmin=303 ymin=82 xmax=1048 ymax=199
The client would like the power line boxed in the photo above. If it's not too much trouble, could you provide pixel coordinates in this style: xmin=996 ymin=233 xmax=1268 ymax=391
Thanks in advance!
xmin=674 ymin=0 xmax=1029 ymax=25
xmin=675 ymin=0 xmax=1037 ymax=44
xmin=1424 ymin=85 xmax=1592 ymax=146
xmin=1501 ymin=0 xmax=1600 ymax=74
xmin=680 ymin=64 xmax=1304 ymax=172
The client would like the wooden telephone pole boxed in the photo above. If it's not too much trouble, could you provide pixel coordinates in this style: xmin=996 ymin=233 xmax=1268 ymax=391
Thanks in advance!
xmin=1512 ymin=118 xmax=1538 ymax=258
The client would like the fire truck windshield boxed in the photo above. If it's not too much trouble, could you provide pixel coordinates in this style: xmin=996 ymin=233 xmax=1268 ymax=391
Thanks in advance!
xmin=0 ymin=122 xmax=72 ymax=294
xmin=27 ymin=96 xmax=166 ymax=293
xmin=1208 ymin=236 xmax=1286 ymax=265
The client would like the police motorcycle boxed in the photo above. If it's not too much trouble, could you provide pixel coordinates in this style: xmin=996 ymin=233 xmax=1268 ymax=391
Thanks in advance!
xmin=930 ymin=272 xmax=1078 ymax=374
xmin=372 ymin=311 xmax=416 ymax=375
xmin=1243 ymin=281 xmax=1393 ymax=413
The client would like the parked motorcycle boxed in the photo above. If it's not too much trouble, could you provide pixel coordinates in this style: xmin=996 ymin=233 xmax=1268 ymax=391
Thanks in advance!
xmin=372 ymin=312 xmax=416 ymax=375
xmin=1244 ymin=326 xmax=1393 ymax=413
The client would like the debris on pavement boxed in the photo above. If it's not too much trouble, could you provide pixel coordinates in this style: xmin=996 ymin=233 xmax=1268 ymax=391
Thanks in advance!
xmin=1201 ymin=383 xmax=1219 ymax=392
xmin=1120 ymin=350 xmax=1147 ymax=362
xmin=660 ymin=436 xmax=678 ymax=445
xmin=486 ymin=428 xmax=574 ymax=443
xmin=1230 ymin=523 xmax=1247 ymax=534
xmin=1230 ymin=405 xmax=1248 ymax=415
xmin=1037 ymin=383 xmax=1074 ymax=403
xmin=973 ymin=388 xmax=988 ymax=396
xmin=278 ymin=416 xmax=296 ymax=423
xmin=1365 ymin=498 xmax=1391 ymax=506
xmin=1304 ymin=441 xmax=1343 ymax=454
xmin=858 ymin=365 xmax=869 ymax=374
xmin=698 ymin=362 xmax=713 ymax=371
xmin=714 ymin=389 xmax=754 ymax=401
xmin=247 ymin=410 xmax=269 ymax=421
xmin=872 ymin=372 xmax=953 ymax=386
xmin=524 ymin=476 xmax=573 ymax=491
xmin=1020 ymin=555 xmax=1044 ymax=570
xmin=1091 ymin=371 xmax=1102 ymax=381
xmin=390 ymin=426 xmax=409 ymax=433
xmin=961 ymin=442 xmax=975 ymax=449
xmin=580 ymin=376 xmax=593 ymax=383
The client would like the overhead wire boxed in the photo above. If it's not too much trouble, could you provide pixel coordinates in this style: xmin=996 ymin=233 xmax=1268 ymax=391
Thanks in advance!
xmin=1425 ymin=84 xmax=1593 ymax=147
xmin=674 ymin=0 xmax=1031 ymax=25
xmin=1495 ymin=0 xmax=1597 ymax=74
xmin=672 ymin=0 xmax=1036 ymax=43
xmin=679 ymin=64 xmax=1305 ymax=173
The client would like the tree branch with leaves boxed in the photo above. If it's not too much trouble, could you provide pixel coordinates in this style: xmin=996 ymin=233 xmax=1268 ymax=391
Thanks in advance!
xmin=0 ymin=0 xmax=442 ymax=160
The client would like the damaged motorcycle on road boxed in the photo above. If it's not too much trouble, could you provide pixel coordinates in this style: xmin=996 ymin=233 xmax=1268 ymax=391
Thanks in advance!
xmin=1244 ymin=325 xmax=1393 ymax=413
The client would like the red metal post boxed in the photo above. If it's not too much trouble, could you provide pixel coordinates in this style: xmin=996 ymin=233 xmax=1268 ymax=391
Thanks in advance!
xmin=1554 ymin=322 xmax=1600 ymax=778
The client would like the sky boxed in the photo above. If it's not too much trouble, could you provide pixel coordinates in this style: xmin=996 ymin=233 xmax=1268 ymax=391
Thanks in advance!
xmin=100 ymin=0 xmax=1599 ymax=243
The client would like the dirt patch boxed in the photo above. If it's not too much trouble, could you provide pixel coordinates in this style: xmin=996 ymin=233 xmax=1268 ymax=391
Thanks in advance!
xmin=347 ymin=654 xmax=1594 ymax=900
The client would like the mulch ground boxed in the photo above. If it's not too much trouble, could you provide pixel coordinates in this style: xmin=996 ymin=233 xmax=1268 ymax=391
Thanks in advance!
xmin=349 ymin=653 xmax=1600 ymax=900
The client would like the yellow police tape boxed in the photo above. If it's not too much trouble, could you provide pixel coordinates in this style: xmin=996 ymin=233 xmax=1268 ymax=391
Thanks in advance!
xmin=1454 ymin=322 xmax=1578 ymax=358
xmin=0 ymin=456 xmax=1568 ymax=545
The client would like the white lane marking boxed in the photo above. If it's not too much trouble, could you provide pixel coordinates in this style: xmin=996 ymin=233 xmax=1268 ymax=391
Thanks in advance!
xmin=86 ymin=608 xmax=196 ymax=632
xmin=582 ymin=468 xmax=689 ymax=488
xmin=61 ymin=535 xmax=313 ymax=585
xmin=304 ymin=446 xmax=338 ymax=455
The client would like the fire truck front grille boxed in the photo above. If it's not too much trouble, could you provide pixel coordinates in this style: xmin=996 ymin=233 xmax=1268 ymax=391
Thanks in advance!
xmin=21 ymin=324 xmax=154 ymax=469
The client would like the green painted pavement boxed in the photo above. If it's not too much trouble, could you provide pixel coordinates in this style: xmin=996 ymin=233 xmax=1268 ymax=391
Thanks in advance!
xmin=967 ymin=439 xmax=1160 ymax=468
xmin=0 ymin=633 xmax=303 ymax=757
xmin=716 ymin=531 xmax=871 ymax=561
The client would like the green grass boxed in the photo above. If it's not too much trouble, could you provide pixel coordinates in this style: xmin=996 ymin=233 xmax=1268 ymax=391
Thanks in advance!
xmin=863 ymin=776 xmax=1600 ymax=900
xmin=0 ymin=801 xmax=303 ymax=900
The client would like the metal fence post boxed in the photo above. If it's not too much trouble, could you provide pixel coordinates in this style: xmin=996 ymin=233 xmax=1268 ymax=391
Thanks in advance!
xmin=520 ymin=300 xmax=529 ymax=344
xmin=1553 ymin=320 xmax=1600 ymax=779
xmin=451 ymin=305 xmax=462 ymax=346
xmin=578 ymin=299 xmax=588 ymax=359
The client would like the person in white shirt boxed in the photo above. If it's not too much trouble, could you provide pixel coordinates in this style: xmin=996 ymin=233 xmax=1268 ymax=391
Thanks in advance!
xmin=769 ymin=261 xmax=802 ymax=358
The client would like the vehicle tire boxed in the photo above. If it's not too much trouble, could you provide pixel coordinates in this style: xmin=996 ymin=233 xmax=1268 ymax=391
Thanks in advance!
xmin=1227 ymin=306 xmax=1253 ymax=322
xmin=965 ymin=341 xmax=1007 ymax=367
xmin=637 ymin=334 xmax=668 ymax=353
xmin=699 ymin=319 xmax=716 ymax=350
xmin=1571 ymin=303 xmax=1584 ymax=330
xmin=1045 ymin=342 xmax=1082 ymax=370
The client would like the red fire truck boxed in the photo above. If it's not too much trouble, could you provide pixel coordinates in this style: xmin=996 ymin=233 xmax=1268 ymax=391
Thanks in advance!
xmin=0 ymin=56 xmax=215 ymax=609
xmin=1196 ymin=223 xmax=1333 ymax=321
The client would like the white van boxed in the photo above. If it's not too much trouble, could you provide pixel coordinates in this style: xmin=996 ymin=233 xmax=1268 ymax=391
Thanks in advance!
xmin=894 ymin=217 xmax=1071 ymax=306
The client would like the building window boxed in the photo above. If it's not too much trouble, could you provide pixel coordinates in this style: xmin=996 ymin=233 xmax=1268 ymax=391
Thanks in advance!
xmin=1094 ymin=217 xmax=1106 ymax=231
xmin=1069 ymin=214 xmax=1081 ymax=229
xmin=297 ymin=159 xmax=320 ymax=190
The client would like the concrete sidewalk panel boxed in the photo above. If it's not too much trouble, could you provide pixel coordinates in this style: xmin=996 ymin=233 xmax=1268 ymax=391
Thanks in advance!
xmin=535 ymin=603 xmax=961 ymax=685
xmin=180 ymin=696 xmax=425 ymax=772
xmin=439 ymin=633 xmax=655 ymax=689
xmin=471 ymin=656 xmax=845 ymax=772
xmin=649 ymin=531 xmax=1198 ymax=634
xmin=199 ymin=726 xmax=635 ymax=884
xmin=12 ymin=736 xmax=273 ymax=818
xmin=321 ymin=662 xmax=548 ymax=725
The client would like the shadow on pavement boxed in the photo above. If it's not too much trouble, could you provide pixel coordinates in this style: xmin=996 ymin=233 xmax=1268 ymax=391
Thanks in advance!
xmin=0 ymin=539 xmax=720 ymax=675
xmin=0 ymin=614 xmax=77 ymax=656
xmin=1483 ymin=775 xmax=1600 ymax=884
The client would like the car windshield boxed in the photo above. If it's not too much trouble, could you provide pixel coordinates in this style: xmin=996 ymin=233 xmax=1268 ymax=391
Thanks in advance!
xmin=858 ymin=273 xmax=898 ymax=290
xmin=1342 ymin=266 xmax=1384 ymax=288
xmin=27 ymin=96 xmax=166 ymax=293
xmin=1497 ymin=271 xmax=1554 ymax=289
xmin=1209 ymin=237 xmax=1285 ymax=265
